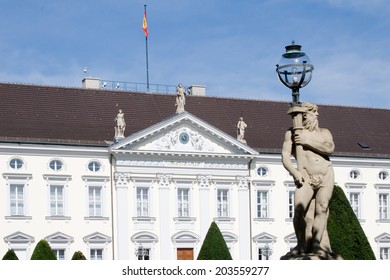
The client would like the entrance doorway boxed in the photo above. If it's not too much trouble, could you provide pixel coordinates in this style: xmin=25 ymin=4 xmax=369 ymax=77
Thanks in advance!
xmin=177 ymin=248 xmax=194 ymax=260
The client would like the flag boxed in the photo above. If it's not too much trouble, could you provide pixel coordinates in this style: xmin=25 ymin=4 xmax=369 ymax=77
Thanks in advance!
xmin=142 ymin=10 xmax=148 ymax=37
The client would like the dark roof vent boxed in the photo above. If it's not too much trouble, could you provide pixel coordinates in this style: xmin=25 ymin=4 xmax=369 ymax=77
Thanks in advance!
xmin=358 ymin=142 xmax=370 ymax=150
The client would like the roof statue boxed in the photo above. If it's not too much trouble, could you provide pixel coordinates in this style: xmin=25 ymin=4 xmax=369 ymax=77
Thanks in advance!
xmin=281 ymin=102 xmax=342 ymax=260
xmin=114 ymin=109 xmax=126 ymax=139
xmin=236 ymin=117 xmax=247 ymax=144
xmin=175 ymin=83 xmax=185 ymax=114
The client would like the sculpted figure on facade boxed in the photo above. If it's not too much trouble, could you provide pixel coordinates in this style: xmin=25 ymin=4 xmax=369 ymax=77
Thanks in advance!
xmin=115 ymin=109 xmax=126 ymax=138
xmin=237 ymin=117 xmax=247 ymax=143
xmin=281 ymin=102 xmax=337 ymax=259
xmin=175 ymin=83 xmax=186 ymax=114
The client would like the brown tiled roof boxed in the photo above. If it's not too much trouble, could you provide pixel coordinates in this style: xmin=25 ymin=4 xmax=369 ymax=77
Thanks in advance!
xmin=0 ymin=82 xmax=389 ymax=157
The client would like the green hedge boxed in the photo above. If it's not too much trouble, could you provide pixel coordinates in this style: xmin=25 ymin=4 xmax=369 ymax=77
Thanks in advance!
xmin=197 ymin=221 xmax=232 ymax=260
xmin=71 ymin=251 xmax=87 ymax=260
xmin=30 ymin=240 xmax=57 ymax=260
xmin=2 ymin=249 xmax=18 ymax=260
xmin=328 ymin=185 xmax=376 ymax=260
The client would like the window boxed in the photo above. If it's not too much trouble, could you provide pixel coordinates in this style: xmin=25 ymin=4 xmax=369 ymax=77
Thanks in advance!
xmin=4 ymin=174 xmax=32 ymax=219
xmin=177 ymin=188 xmax=189 ymax=217
xmin=90 ymin=249 xmax=103 ymax=260
xmin=137 ymin=187 xmax=149 ymax=217
xmin=217 ymin=189 xmax=229 ymax=217
xmin=49 ymin=159 xmax=63 ymax=171
xmin=88 ymin=161 xmax=101 ymax=172
xmin=44 ymin=175 xmax=71 ymax=219
xmin=10 ymin=184 xmax=25 ymax=216
xmin=89 ymin=186 xmax=102 ymax=217
xmin=257 ymin=191 xmax=269 ymax=218
xmin=349 ymin=170 xmax=360 ymax=179
xmin=9 ymin=158 xmax=23 ymax=170
xmin=380 ymin=247 xmax=390 ymax=260
xmin=52 ymin=249 xmax=65 ymax=260
xmin=349 ymin=192 xmax=361 ymax=219
xmin=379 ymin=193 xmax=389 ymax=220
xmin=379 ymin=171 xmax=389 ymax=181
xmin=254 ymin=182 xmax=274 ymax=221
xmin=257 ymin=167 xmax=269 ymax=177
xmin=50 ymin=185 xmax=64 ymax=216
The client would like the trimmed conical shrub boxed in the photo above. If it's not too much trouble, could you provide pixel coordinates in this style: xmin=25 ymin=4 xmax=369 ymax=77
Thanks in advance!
xmin=2 ymin=249 xmax=18 ymax=260
xmin=30 ymin=240 xmax=57 ymax=260
xmin=197 ymin=221 xmax=232 ymax=260
xmin=328 ymin=185 xmax=376 ymax=260
xmin=71 ymin=251 xmax=87 ymax=260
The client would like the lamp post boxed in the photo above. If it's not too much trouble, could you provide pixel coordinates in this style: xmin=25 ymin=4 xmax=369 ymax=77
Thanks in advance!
xmin=276 ymin=42 xmax=314 ymax=172
xmin=135 ymin=246 xmax=149 ymax=260
xmin=262 ymin=243 xmax=273 ymax=260
xmin=276 ymin=41 xmax=314 ymax=106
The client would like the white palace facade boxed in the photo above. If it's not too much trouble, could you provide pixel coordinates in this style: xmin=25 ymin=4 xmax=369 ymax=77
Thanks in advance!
xmin=0 ymin=80 xmax=389 ymax=260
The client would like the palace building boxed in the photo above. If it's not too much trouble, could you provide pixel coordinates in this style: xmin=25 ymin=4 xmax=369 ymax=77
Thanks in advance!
xmin=0 ymin=79 xmax=389 ymax=260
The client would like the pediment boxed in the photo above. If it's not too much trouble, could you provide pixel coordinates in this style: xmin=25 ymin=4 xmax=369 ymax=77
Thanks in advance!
xmin=4 ymin=231 xmax=35 ymax=243
xmin=375 ymin=232 xmax=390 ymax=243
xmin=253 ymin=232 xmax=277 ymax=243
xmin=45 ymin=231 xmax=74 ymax=243
xmin=110 ymin=112 xmax=258 ymax=156
xmin=83 ymin=232 xmax=112 ymax=243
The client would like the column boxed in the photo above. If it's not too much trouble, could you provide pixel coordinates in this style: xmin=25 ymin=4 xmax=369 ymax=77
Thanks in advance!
xmin=158 ymin=174 xmax=171 ymax=259
xmin=237 ymin=176 xmax=250 ymax=260
xmin=198 ymin=175 xmax=212 ymax=240
xmin=114 ymin=172 xmax=130 ymax=259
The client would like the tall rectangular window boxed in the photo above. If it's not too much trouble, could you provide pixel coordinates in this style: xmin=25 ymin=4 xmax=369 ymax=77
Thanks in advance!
xmin=89 ymin=186 xmax=102 ymax=217
xmin=90 ymin=249 xmax=103 ymax=260
xmin=379 ymin=193 xmax=389 ymax=220
xmin=52 ymin=249 xmax=65 ymax=260
xmin=137 ymin=188 xmax=149 ymax=217
xmin=217 ymin=189 xmax=229 ymax=217
xmin=50 ymin=185 xmax=64 ymax=216
xmin=349 ymin=192 xmax=361 ymax=218
xmin=257 ymin=191 xmax=269 ymax=218
xmin=178 ymin=188 xmax=189 ymax=217
xmin=10 ymin=184 xmax=25 ymax=216
xmin=380 ymin=247 xmax=390 ymax=260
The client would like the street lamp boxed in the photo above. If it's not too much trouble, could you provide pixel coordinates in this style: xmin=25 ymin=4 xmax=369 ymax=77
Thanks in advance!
xmin=135 ymin=246 xmax=149 ymax=260
xmin=262 ymin=243 xmax=273 ymax=260
xmin=276 ymin=41 xmax=314 ymax=105
xmin=276 ymin=42 xmax=314 ymax=177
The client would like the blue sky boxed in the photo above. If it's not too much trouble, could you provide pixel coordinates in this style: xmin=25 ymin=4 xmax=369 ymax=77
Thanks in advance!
xmin=0 ymin=0 xmax=389 ymax=108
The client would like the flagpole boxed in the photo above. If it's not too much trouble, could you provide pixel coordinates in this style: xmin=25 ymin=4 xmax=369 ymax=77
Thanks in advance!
xmin=144 ymin=4 xmax=150 ymax=92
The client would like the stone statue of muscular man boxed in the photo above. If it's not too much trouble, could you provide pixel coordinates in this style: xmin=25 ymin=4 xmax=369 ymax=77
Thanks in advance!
xmin=281 ymin=102 xmax=336 ymax=259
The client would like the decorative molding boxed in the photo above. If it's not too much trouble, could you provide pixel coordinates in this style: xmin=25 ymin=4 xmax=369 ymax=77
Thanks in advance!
xmin=116 ymin=160 xmax=247 ymax=170
xmin=114 ymin=172 xmax=130 ymax=189
xmin=236 ymin=176 xmax=249 ymax=189
xmin=197 ymin=175 xmax=212 ymax=188
xmin=157 ymin=174 xmax=171 ymax=188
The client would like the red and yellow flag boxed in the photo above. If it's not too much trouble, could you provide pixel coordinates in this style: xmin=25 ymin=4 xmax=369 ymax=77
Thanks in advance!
xmin=142 ymin=10 xmax=148 ymax=37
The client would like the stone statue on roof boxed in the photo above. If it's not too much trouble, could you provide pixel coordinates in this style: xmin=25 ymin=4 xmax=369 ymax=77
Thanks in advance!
xmin=175 ymin=83 xmax=185 ymax=114
xmin=114 ymin=109 xmax=126 ymax=139
xmin=237 ymin=117 xmax=247 ymax=144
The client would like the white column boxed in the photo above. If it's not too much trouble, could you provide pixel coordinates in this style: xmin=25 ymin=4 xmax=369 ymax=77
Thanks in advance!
xmin=114 ymin=172 xmax=130 ymax=259
xmin=157 ymin=174 xmax=171 ymax=259
xmin=198 ymin=175 xmax=212 ymax=240
xmin=237 ymin=176 xmax=250 ymax=260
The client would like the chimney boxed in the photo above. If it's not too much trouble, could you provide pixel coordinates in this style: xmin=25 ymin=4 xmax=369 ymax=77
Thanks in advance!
xmin=82 ymin=77 xmax=101 ymax=89
xmin=188 ymin=85 xmax=206 ymax=96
